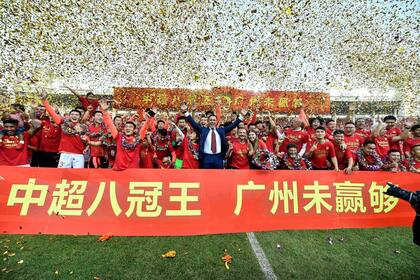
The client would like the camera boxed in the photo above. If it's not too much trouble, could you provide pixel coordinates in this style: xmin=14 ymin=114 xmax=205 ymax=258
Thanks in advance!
xmin=385 ymin=182 xmax=419 ymax=206
xmin=145 ymin=108 xmax=156 ymax=118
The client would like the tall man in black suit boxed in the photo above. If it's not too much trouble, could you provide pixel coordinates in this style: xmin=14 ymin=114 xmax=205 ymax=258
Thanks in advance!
xmin=180 ymin=103 xmax=247 ymax=169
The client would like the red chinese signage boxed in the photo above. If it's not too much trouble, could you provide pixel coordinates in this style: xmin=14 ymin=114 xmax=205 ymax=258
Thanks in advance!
xmin=113 ymin=87 xmax=330 ymax=114
xmin=0 ymin=167 xmax=418 ymax=236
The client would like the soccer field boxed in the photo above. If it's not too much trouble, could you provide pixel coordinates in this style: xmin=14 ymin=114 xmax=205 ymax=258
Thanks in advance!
xmin=1 ymin=227 xmax=419 ymax=280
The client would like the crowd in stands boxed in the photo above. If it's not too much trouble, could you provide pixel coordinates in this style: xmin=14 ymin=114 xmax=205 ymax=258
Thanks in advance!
xmin=0 ymin=89 xmax=419 ymax=173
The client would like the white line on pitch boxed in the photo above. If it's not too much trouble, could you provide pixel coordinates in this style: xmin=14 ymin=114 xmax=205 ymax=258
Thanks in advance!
xmin=246 ymin=232 xmax=278 ymax=280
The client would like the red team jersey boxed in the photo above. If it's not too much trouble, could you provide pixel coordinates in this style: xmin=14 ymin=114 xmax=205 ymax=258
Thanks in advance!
xmin=355 ymin=129 xmax=371 ymax=140
xmin=265 ymin=132 xmax=278 ymax=153
xmin=384 ymin=127 xmax=402 ymax=150
xmin=309 ymin=141 xmax=336 ymax=169
xmin=405 ymin=158 xmax=420 ymax=170
xmin=39 ymin=122 xmax=61 ymax=152
xmin=87 ymin=124 xmax=107 ymax=157
xmin=27 ymin=132 xmax=40 ymax=160
xmin=280 ymin=129 xmax=309 ymax=152
xmin=373 ymin=136 xmax=390 ymax=159
xmin=0 ymin=132 xmax=29 ymax=166
xmin=306 ymin=127 xmax=316 ymax=144
xmin=139 ymin=144 xmax=154 ymax=168
xmin=181 ymin=138 xmax=199 ymax=169
xmin=171 ymin=128 xmax=187 ymax=160
xmin=112 ymin=133 xmax=141 ymax=171
xmin=57 ymin=119 xmax=86 ymax=155
xmin=333 ymin=142 xmax=352 ymax=169
xmin=154 ymin=138 xmax=174 ymax=160
xmin=344 ymin=134 xmax=364 ymax=160
xmin=229 ymin=141 xmax=250 ymax=169
xmin=79 ymin=96 xmax=100 ymax=111
xmin=403 ymin=137 xmax=420 ymax=155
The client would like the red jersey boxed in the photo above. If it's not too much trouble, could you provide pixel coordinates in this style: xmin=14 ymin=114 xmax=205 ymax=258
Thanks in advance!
xmin=139 ymin=144 xmax=154 ymax=168
xmin=58 ymin=119 xmax=86 ymax=154
xmin=39 ymin=121 xmax=61 ymax=152
xmin=306 ymin=127 xmax=316 ymax=144
xmin=355 ymin=129 xmax=371 ymax=140
xmin=403 ymin=137 xmax=420 ymax=155
xmin=27 ymin=132 xmax=40 ymax=160
xmin=333 ymin=142 xmax=352 ymax=169
xmin=154 ymin=138 xmax=174 ymax=160
xmin=326 ymin=128 xmax=334 ymax=142
xmin=404 ymin=158 xmax=420 ymax=170
xmin=373 ymin=136 xmax=390 ymax=159
xmin=229 ymin=141 xmax=250 ymax=169
xmin=88 ymin=123 xmax=107 ymax=157
xmin=384 ymin=127 xmax=402 ymax=150
xmin=79 ymin=96 xmax=99 ymax=111
xmin=113 ymin=133 xmax=141 ymax=171
xmin=280 ymin=129 xmax=309 ymax=152
xmin=181 ymin=137 xmax=199 ymax=169
xmin=265 ymin=132 xmax=278 ymax=153
xmin=226 ymin=135 xmax=239 ymax=143
xmin=0 ymin=132 xmax=29 ymax=166
xmin=326 ymin=128 xmax=333 ymax=136
xmin=171 ymin=128 xmax=187 ymax=160
xmin=344 ymin=134 xmax=364 ymax=160
xmin=257 ymin=140 xmax=267 ymax=150
xmin=309 ymin=141 xmax=336 ymax=169
xmin=107 ymin=143 xmax=117 ymax=165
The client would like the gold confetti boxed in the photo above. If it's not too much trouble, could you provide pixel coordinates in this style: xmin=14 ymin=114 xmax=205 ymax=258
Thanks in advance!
xmin=0 ymin=1 xmax=417 ymax=113
xmin=161 ymin=250 xmax=177 ymax=258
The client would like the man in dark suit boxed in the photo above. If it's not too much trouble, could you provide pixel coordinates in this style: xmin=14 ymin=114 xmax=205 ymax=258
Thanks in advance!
xmin=180 ymin=103 xmax=247 ymax=169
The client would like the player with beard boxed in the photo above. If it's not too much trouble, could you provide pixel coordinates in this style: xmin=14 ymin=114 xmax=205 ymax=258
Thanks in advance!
xmin=0 ymin=119 xmax=32 ymax=166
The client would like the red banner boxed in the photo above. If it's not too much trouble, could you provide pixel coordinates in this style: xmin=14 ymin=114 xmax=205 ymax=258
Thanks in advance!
xmin=0 ymin=167 xmax=418 ymax=236
xmin=113 ymin=87 xmax=330 ymax=114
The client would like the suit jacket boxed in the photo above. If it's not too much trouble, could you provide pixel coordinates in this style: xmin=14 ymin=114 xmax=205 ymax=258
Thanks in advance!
xmin=186 ymin=114 xmax=242 ymax=159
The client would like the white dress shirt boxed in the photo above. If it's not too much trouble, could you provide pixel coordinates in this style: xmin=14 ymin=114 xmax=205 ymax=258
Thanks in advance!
xmin=204 ymin=128 xmax=221 ymax=154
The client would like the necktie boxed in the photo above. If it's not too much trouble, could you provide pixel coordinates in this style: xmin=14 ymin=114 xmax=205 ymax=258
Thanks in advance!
xmin=211 ymin=129 xmax=217 ymax=154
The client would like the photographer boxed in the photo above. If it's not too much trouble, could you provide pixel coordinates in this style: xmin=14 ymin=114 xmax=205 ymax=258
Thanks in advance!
xmin=385 ymin=183 xmax=419 ymax=246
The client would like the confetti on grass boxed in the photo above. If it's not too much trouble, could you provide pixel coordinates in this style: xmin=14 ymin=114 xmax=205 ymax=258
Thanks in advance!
xmin=222 ymin=250 xmax=232 ymax=270
xmin=161 ymin=250 xmax=177 ymax=258
xmin=97 ymin=235 xmax=112 ymax=242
